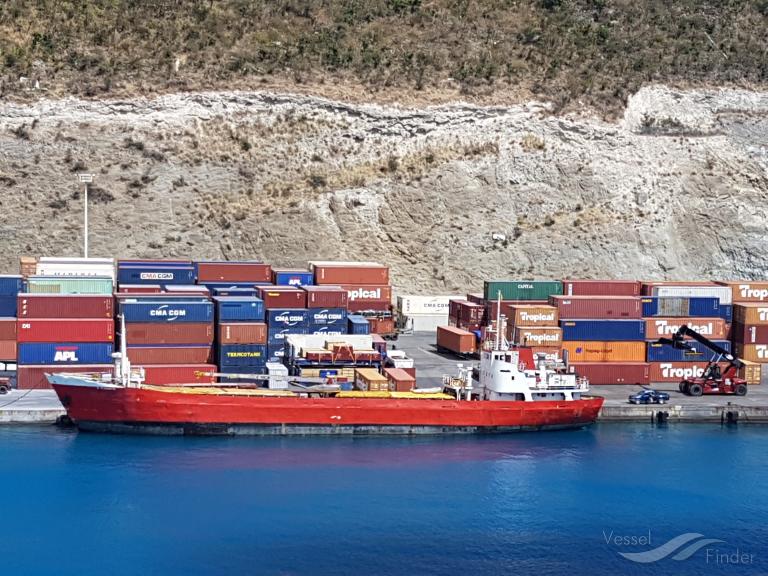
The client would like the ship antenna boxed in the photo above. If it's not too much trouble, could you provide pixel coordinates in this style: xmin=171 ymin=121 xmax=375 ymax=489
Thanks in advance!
xmin=495 ymin=290 xmax=502 ymax=351
xmin=119 ymin=313 xmax=131 ymax=387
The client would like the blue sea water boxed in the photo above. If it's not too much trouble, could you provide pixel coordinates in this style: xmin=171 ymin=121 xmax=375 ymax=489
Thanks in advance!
xmin=2 ymin=423 xmax=767 ymax=576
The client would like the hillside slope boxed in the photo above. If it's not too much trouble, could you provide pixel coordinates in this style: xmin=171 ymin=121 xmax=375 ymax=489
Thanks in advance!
xmin=1 ymin=85 xmax=767 ymax=292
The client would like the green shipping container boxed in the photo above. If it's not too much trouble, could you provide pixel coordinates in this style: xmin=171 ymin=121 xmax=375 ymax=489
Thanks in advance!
xmin=483 ymin=280 xmax=563 ymax=301
xmin=26 ymin=276 xmax=114 ymax=295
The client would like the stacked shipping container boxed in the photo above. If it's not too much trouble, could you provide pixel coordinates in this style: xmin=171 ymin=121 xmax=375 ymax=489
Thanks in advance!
xmin=727 ymin=282 xmax=768 ymax=384
xmin=0 ymin=275 xmax=22 ymax=365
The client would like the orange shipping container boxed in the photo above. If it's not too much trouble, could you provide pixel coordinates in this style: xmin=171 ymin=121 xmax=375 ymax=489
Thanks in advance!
xmin=733 ymin=343 xmax=768 ymax=363
xmin=383 ymin=367 xmax=416 ymax=392
xmin=561 ymin=341 xmax=646 ymax=362
xmin=510 ymin=326 xmax=562 ymax=347
xmin=739 ymin=361 xmax=763 ymax=385
xmin=436 ymin=326 xmax=476 ymax=355
xmin=0 ymin=340 xmax=16 ymax=361
xmin=718 ymin=281 xmax=768 ymax=303
xmin=355 ymin=368 xmax=389 ymax=392
xmin=644 ymin=317 xmax=728 ymax=340
xmin=508 ymin=305 xmax=559 ymax=327
xmin=733 ymin=304 xmax=768 ymax=326
xmin=648 ymin=361 xmax=729 ymax=383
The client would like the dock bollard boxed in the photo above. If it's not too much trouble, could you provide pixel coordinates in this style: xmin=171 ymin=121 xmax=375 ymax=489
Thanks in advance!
xmin=655 ymin=411 xmax=669 ymax=424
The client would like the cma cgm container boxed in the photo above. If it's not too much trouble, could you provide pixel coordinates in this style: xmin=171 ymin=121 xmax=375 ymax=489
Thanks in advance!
xmin=303 ymin=285 xmax=349 ymax=309
xmin=141 ymin=364 xmax=217 ymax=385
xmin=396 ymin=295 xmax=458 ymax=316
xmin=560 ymin=320 xmax=645 ymax=341
xmin=268 ymin=326 xmax=307 ymax=346
xmin=642 ymin=282 xmax=732 ymax=305
xmin=218 ymin=322 xmax=268 ymax=345
xmin=272 ymin=269 xmax=314 ymax=287
xmin=125 ymin=322 xmax=214 ymax=345
xmin=307 ymin=308 xmax=347 ymax=328
xmin=17 ymin=294 xmax=114 ymax=318
xmin=311 ymin=262 xmax=389 ymax=285
xmin=348 ymin=315 xmax=370 ymax=335
xmin=644 ymin=318 xmax=728 ymax=340
xmin=569 ymin=362 xmax=650 ymax=385
xmin=257 ymin=286 xmax=307 ymax=309
xmin=550 ymin=296 xmax=642 ymax=319
xmin=717 ymin=281 xmax=768 ymax=303
xmin=731 ymin=323 xmax=768 ymax=344
xmin=562 ymin=280 xmax=642 ymax=297
xmin=218 ymin=344 xmax=269 ymax=367
xmin=648 ymin=362 xmax=729 ymax=383
xmin=562 ymin=341 xmax=646 ymax=362
xmin=17 ymin=342 xmax=114 ymax=365
xmin=733 ymin=303 xmax=768 ymax=325
xmin=119 ymin=301 xmax=214 ymax=323
xmin=214 ymin=297 xmax=265 ymax=322
xmin=733 ymin=343 xmax=768 ymax=363
xmin=267 ymin=309 xmax=309 ymax=329
xmin=127 ymin=345 xmax=213 ymax=365
xmin=117 ymin=265 xmax=195 ymax=285
xmin=17 ymin=319 xmax=114 ymax=343
xmin=196 ymin=261 xmax=272 ymax=283
xmin=17 ymin=364 xmax=112 ymax=390
xmin=510 ymin=326 xmax=562 ymax=347
xmin=436 ymin=326 xmax=476 ymax=354
xmin=483 ymin=280 xmax=562 ymax=301
xmin=309 ymin=326 xmax=346 ymax=337
xmin=26 ymin=276 xmax=113 ymax=295
xmin=641 ymin=296 xmax=720 ymax=318
xmin=646 ymin=340 xmax=732 ymax=362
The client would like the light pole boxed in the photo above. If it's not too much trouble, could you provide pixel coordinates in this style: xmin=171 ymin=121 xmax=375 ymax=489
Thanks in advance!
xmin=78 ymin=173 xmax=94 ymax=258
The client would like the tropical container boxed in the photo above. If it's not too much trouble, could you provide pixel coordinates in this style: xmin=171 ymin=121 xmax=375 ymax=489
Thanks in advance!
xmin=436 ymin=326 xmax=476 ymax=354
xmin=550 ymin=296 xmax=642 ymax=319
xmin=731 ymin=323 xmax=768 ymax=344
xmin=272 ymin=269 xmax=314 ymax=287
xmin=733 ymin=303 xmax=768 ymax=326
xmin=646 ymin=340 xmax=732 ymax=362
xmin=196 ymin=261 xmax=272 ymax=283
xmin=17 ymin=364 xmax=112 ymax=390
xmin=347 ymin=315 xmax=370 ymax=335
xmin=717 ymin=281 xmax=768 ymax=303
xmin=561 ymin=341 xmax=646 ymax=362
xmin=560 ymin=320 xmax=645 ymax=341
xmin=26 ymin=276 xmax=113 ymax=295
xmin=140 ymin=364 xmax=217 ymax=385
xmin=127 ymin=345 xmax=213 ymax=365
xmin=17 ymin=318 xmax=114 ymax=343
xmin=17 ymin=294 xmax=114 ymax=318
xmin=483 ymin=280 xmax=562 ymax=301
xmin=342 ymin=285 xmax=392 ymax=303
xmin=507 ymin=305 xmax=559 ymax=327
xmin=568 ymin=362 xmax=650 ymax=385
xmin=124 ymin=322 xmax=214 ymax=345
xmin=217 ymin=344 xmax=268 ymax=367
xmin=644 ymin=318 xmax=728 ymax=340
xmin=641 ymin=296 xmax=720 ymax=318
xmin=648 ymin=361 xmax=729 ymax=383
xmin=119 ymin=301 xmax=214 ymax=323
xmin=510 ymin=326 xmax=563 ymax=347
xmin=561 ymin=280 xmax=642 ymax=297
xmin=218 ymin=322 xmax=268 ymax=345
xmin=214 ymin=297 xmax=265 ymax=322
xmin=733 ymin=343 xmax=768 ymax=363
xmin=17 ymin=342 xmax=115 ymax=365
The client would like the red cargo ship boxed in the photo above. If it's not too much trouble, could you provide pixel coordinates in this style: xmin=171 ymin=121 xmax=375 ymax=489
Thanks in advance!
xmin=48 ymin=316 xmax=603 ymax=435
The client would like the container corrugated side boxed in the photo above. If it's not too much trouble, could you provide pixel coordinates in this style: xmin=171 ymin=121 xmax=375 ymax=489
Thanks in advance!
xmin=568 ymin=362 xmax=650 ymax=385
xmin=302 ymin=286 xmax=348 ymax=309
xmin=307 ymin=308 xmax=348 ymax=328
xmin=347 ymin=315 xmax=370 ymax=335
xmin=217 ymin=344 xmax=269 ymax=367
xmin=272 ymin=269 xmax=314 ymax=287
xmin=257 ymin=286 xmax=307 ymax=309
xmin=118 ymin=284 xmax=163 ymax=294
xmin=731 ymin=323 xmax=768 ymax=344
xmin=119 ymin=301 xmax=214 ymax=323
xmin=125 ymin=322 xmax=214 ymax=345
xmin=550 ymin=296 xmax=642 ymax=319
xmin=733 ymin=343 xmax=768 ymax=363
xmin=717 ymin=281 xmax=768 ymax=303
xmin=733 ymin=304 xmax=768 ymax=326
xmin=647 ymin=284 xmax=732 ymax=305
xmin=17 ymin=318 xmax=114 ymax=343
xmin=214 ymin=297 xmax=265 ymax=322
xmin=507 ymin=305 xmax=559 ymax=327
xmin=17 ymin=294 xmax=114 ymax=318
xmin=0 ymin=275 xmax=24 ymax=295
xmin=25 ymin=276 xmax=113 ymax=295
xmin=396 ymin=295 xmax=460 ymax=316
xmin=0 ymin=296 xmax=17 ymax=316
xmin=140 ymin=364 xmax=217 ymax=385
xmin=646 ymin=340 xmax=732 ymax=362
xmin=17 ymin=342 xmax=114 ymax=365
xmin=644 ymin=317 xmax=728 ymax=340
xmin=117 ymin=265 xmax=195 ymax=285
xmin=0 ymin=340 xmax=16 ymax=361
xmin=17 ymin=364 xmax=112 ymax=389
xmin=0 ymin=318 xmax=17 ymax=340
xmin=266 ymin=309 xmax=310 ymax=329
xmin=561 ymin=280 xmax=642 ymax=296
xmin=218 ymin=322 xmax=268 ymax=344
xmin=641 ymin=296 xmax=720 ymax=318
xmin=127 ymin=345 xmax=213 ymax=365
xmin=562 ymin=341 xmax=646 ymax=362
xmin=436 ymin=326 xmax=476 ymax=354
xmin=560 ymin=320 xmax=646 ymax=341
xmin=647 ymin=361 xmax=730 ymax=383
xmin=483 ymin=280 xmax=562 ymax=301
xmin=311 ymin=264 xmax=389 ymax=285
xmin=196 ymin=261 xmax=272 ymax=283
xmin=510 ymin=326 xmax=562 ymax=347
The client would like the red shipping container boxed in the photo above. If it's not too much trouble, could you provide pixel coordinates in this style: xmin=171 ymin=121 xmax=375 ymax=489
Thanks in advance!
xmin=118 ymin=284 xmax=163 ymax=294
xmin=312 ymin=264 xmax=389 ymax=285
xmin=436 ymin=326 xmax=476 ymax=354
xmin=731 ymin=322 xmax=768 ymax=344
xmin=347 ymin=300 xmax=392 ymax=313
xmin=648 ymin=361 xmax=729 ymax=383
xmin=127 ymin=346 xmax=213 ymax=364
xmin=465 ymin=293 xmax=485 ymax=305
xmin=402 ymin=366 xmax=416 ymax=379
xmin=17 ymin=294 xmax=114 ymax=318
xmin=456 ymin=301 xmax=484 ymax=324
xmin=115 ymin=293 xmax=210 ymax=302
xmin=218 ymin=322 xmax=267 ymax=344
xmin=17 ymin=319 xmax=114 ymax=343
xmin=140 ymin=364 xmax=217 ymax=385
xmin=549 ymin=296 xmax=642 ymax=319
xmin=569 ymin=362 xmax=650 ymax=385
xmin=383 ymin=367 xmax=416 ymax=392
xmin=17 ymin=364 xmax=112 ymax=390
xmin=562 ymin=280 xmax=642 ymax=297
xmin=302 ymin=286 xmax=348 ymax=309
xmin=368 ymin=317 xmax=395 ymax=335
xmin=0 ymin=318 xmax=17 ymax=340
xmin=0 ymin=340 xmax=16 ymax=361
xmin=644 ymin=318 xmax=728 ymax=340
xmin=457 ymin=319 xmax=481 ymax=332
xmin=125 ymin=322 xmax=214 ymax=345
xmin=197 ymin=262 xmax=272 ymax=283
xmin=342 ymin=285 xmax=392 ymax=303
xmin=257 ymin=286 xmax=307 ymax=309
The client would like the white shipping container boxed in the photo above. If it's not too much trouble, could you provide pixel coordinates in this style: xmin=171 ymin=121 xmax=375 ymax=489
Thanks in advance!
xmin=401 ymin=314 xmax=449 ymax=333
xmin=36 ymin=257 xmax=116 ymax=283
xmin=266 ymin=362 xmax=289 ymax=389
xmin=651 ymin=286 xmax=732 ymax=305
xmin=396 ymin=295 xmax=465 ymax=316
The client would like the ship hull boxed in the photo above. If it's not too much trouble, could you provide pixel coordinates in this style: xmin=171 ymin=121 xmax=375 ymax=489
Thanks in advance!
xmin=52 ymin=381 xmax=604 ymax=436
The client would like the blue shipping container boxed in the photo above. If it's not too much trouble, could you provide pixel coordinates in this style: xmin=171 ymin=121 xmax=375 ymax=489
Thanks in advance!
xmin=0 ymin=296 xmax=16 ymax=316
xmin=267 ymin=309 xmax=310 ymax=329
xmin=268 ymin=327 xmax=309 ymax=346
xmin=0 ymin=275 xmax=23 ymax=296
xmin=218 ymin=344 xmax=268 ymax=367
xmin=18 ymin=342 xmax=115 ymax=365
xmin=641 ymin=297 xmax=720 ymax=318
xmin=308 ymin=326 xmax=346 ymax=337
xmin=646 ymin=340 xmax=732 ymax=362
xmin=718 ymin=304 xmax=733 ymax=323
xmin=307 ymin=308 xmax=347 ymax=327
xmin=347 ymin=315 xmax=370 ymax=335
xmin=560 ymin=320 xmax=646 ymax=341
xmin=119 ymin=301 xmax=214 ymax=323
xmin=117 ymin=265 xmax=196 ymax=285
xmin=267 ymin=343 xmax=286 ymax=360
xmin=218 ymin=365 xmax=268 ymax=382
xmin=210 ymin=286 xmax=260 ymax=297
xmin=214 ymin=297 xmax=265 ymax=322
xmin=273 ymin=270 xmax=314 ymax=287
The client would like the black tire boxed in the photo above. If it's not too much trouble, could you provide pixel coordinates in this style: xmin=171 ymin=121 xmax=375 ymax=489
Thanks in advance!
xmin=679 ymin=382 xmax=686 ymax=393
xmin=0 ymin=385 xmax=9 ymax=395
xmin=735 ymin=383 xmax=748 ymax=396
xmin=688 ymin=383 xmax=703 ymax=397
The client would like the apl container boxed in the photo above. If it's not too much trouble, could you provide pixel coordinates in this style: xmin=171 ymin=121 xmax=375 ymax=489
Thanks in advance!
xmin=641 ymin=296 xmax=721 ymax=318
xmin=302 ymin=286 xmax=349 ymax=309
xmin=569 ymin=362 xmax=650 ymax=385
xmin=483 ymin=280 xmax=562 ymax=301
xmin=26 ymin=276 xmax=113 ymax=295
xmin=562 ymin=280 xmax=642 ymax=297
xmin=17 ymin=364 xmax=112 ymax=389
xmin=257 ymin=286 xmax=307 ymax=309
xmin=119 ymin=301 xmax=214 ymax=323
xmin=17 ymin=294 xmax=114 ymax=318
xmin=0 ymin=275 xmax=24 ymax=295
xmin=17 ymin=342 xmax=115 ymax=365
xmin=646 ymin=340 xmax=732 ymax=362
xmin=218 ymin=322 xmax=268 ymax=345
xmin=347 ymin=315 xmax=370 ymax=335
xmin=307 ymin=308 xmax=347 ymax=328
xmin=127 ymin=345 xmax=213 ymax=365
xmin=214 ymin=297 xmax=265 ymax=322
xmin=272 ymin=269 xmax=314 ymax=287
xmin=17 ymin=318 xmax=114 ymax=343
xmin=196 ymin=261 xmax=272 ymax=283
xmin=644 ymin=318 xmax=728 ymax=340
xmin=266 ymin=309 xmax=309 ymax=329
xmin=560 ymin=320 xmax=645 ymax=341
xmin=117 ymin=265 xmax=196 ymax=285
xmin=124 ymin=322 xmax=214 ymax=345
xmin=218 ymin=344 xmax=268 ymax=367
xmin=550 ymin=296 xmax=642 ymax=319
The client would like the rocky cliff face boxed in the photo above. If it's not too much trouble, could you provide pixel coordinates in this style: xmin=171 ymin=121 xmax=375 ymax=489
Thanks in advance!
xmin=1 ymin=85 xmax=767 ymax=293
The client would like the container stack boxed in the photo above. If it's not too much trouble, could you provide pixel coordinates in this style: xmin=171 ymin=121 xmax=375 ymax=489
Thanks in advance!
xmin=0 ymin=275 xmax=23 ymax=372
xmin=259 ymin=286 xmax=309 ymax=362
xmin=724 ymin=281 xmax=768 ymax=385
xmin=214 ymin=296 xmax=268 ymax=379
xmin=310 ymin=261 xmax=394 ymax=336
xmin=303 ymin=285 xmax=348 ymax=340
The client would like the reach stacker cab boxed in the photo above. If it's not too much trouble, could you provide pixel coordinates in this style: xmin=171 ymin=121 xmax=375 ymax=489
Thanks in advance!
xmin=656 ymin=325 xmax=748 ymax=397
